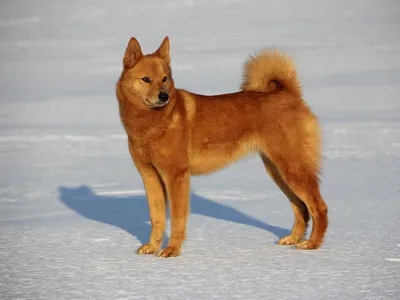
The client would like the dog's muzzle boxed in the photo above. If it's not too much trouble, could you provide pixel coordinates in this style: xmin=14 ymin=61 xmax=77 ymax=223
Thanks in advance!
xmin=148 ymin=92 xmax=169 ymax=108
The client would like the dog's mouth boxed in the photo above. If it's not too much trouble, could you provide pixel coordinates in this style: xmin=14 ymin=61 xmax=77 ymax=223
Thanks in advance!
xmin=143 ymin=99 xmax=169 ymax=109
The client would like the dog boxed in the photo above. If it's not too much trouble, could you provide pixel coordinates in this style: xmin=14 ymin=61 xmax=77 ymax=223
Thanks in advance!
xmin=116 ymin=36 xmax=328 ymax=258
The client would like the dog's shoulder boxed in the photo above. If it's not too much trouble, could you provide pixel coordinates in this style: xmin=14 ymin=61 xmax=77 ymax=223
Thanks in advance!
xmin=176 ymin=89 xmax=197 ymax=122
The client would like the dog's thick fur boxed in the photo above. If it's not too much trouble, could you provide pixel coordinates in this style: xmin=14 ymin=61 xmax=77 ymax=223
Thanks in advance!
xmin=116 ymin=37 xmax=328 ymax=257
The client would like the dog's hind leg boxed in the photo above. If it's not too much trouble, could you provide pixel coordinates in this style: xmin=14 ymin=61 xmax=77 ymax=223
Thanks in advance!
xmin=261 ymin=154 xmax=309 ymax=245
xmin=270 ymin=157 xmax=328 ymax=249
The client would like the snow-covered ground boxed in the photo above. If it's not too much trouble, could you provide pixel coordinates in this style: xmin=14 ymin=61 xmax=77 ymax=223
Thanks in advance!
xmin=1 ymin=0 xmax=399 ymax=299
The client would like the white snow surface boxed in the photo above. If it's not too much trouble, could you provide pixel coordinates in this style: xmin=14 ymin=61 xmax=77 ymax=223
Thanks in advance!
xmin=1 ymin=0 xmax=400 ymax=299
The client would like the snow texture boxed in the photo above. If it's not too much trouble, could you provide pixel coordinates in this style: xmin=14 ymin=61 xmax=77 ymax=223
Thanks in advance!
xmin=0 ymin=0 xmax=399 ymax=299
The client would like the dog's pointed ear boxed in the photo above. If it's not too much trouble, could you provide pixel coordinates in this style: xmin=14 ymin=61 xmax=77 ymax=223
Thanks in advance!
xmin=154 ymin=36 xmax=170 ymax=61
xmin=123 ymin=37 xmax=143 ymax=68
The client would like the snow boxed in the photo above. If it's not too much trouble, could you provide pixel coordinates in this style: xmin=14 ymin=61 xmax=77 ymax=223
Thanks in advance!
xmin=1 ymin=0 xmax=399 ymax=299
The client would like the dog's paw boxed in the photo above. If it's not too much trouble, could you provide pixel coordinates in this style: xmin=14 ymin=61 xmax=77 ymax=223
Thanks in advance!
xmin=296 ymin=240 xmax=317 ymax=250
xmin=277 ymin=235 xmax=301 ymax=246
xmin=156 ymin=246 xmax=180 ymax=258
xmin=137 ymin=244 xmax=158 ymax=255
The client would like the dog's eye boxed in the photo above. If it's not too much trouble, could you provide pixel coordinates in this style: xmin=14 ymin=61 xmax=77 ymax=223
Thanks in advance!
xmin=141 ymin=77 xmax=151 ymax=83
xmin=162 ymin=76 xmax=168 ymax=83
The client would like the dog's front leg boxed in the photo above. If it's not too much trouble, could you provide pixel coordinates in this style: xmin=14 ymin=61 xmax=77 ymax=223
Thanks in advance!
xmin=135 ymin=162 xmax=167 ymax=255
xmin=157 ymin=167 xmax=190 ymax=258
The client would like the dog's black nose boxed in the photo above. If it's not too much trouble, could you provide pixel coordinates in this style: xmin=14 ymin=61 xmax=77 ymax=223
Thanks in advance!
xmin=158 ymin=92 xmax=169 ymax=103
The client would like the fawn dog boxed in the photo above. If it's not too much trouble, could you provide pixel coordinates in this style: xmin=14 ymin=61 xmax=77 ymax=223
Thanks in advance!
xmin=116 ymin=36 xmax=328 ymax=257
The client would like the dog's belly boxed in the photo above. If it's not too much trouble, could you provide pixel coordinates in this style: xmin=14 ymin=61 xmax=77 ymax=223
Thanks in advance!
xmin=188 ymin=139 xmax=258 ymax=175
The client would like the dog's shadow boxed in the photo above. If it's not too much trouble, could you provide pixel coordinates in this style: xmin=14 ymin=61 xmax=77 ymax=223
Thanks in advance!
xmin=58 ymin=185 xmax=290 ymax=245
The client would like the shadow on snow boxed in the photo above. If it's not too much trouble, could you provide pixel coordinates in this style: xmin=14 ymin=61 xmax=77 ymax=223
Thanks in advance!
xmin=58 ymin=185 xmax=289 ymax=246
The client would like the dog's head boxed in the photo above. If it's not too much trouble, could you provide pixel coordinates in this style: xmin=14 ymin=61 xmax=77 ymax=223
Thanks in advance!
xmin=118 ymin=36 xmax=174 ymax=109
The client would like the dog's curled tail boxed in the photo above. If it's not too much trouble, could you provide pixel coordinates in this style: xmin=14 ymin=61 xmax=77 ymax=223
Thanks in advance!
xmin=241 ymin=50 xmax=302 ymax=97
